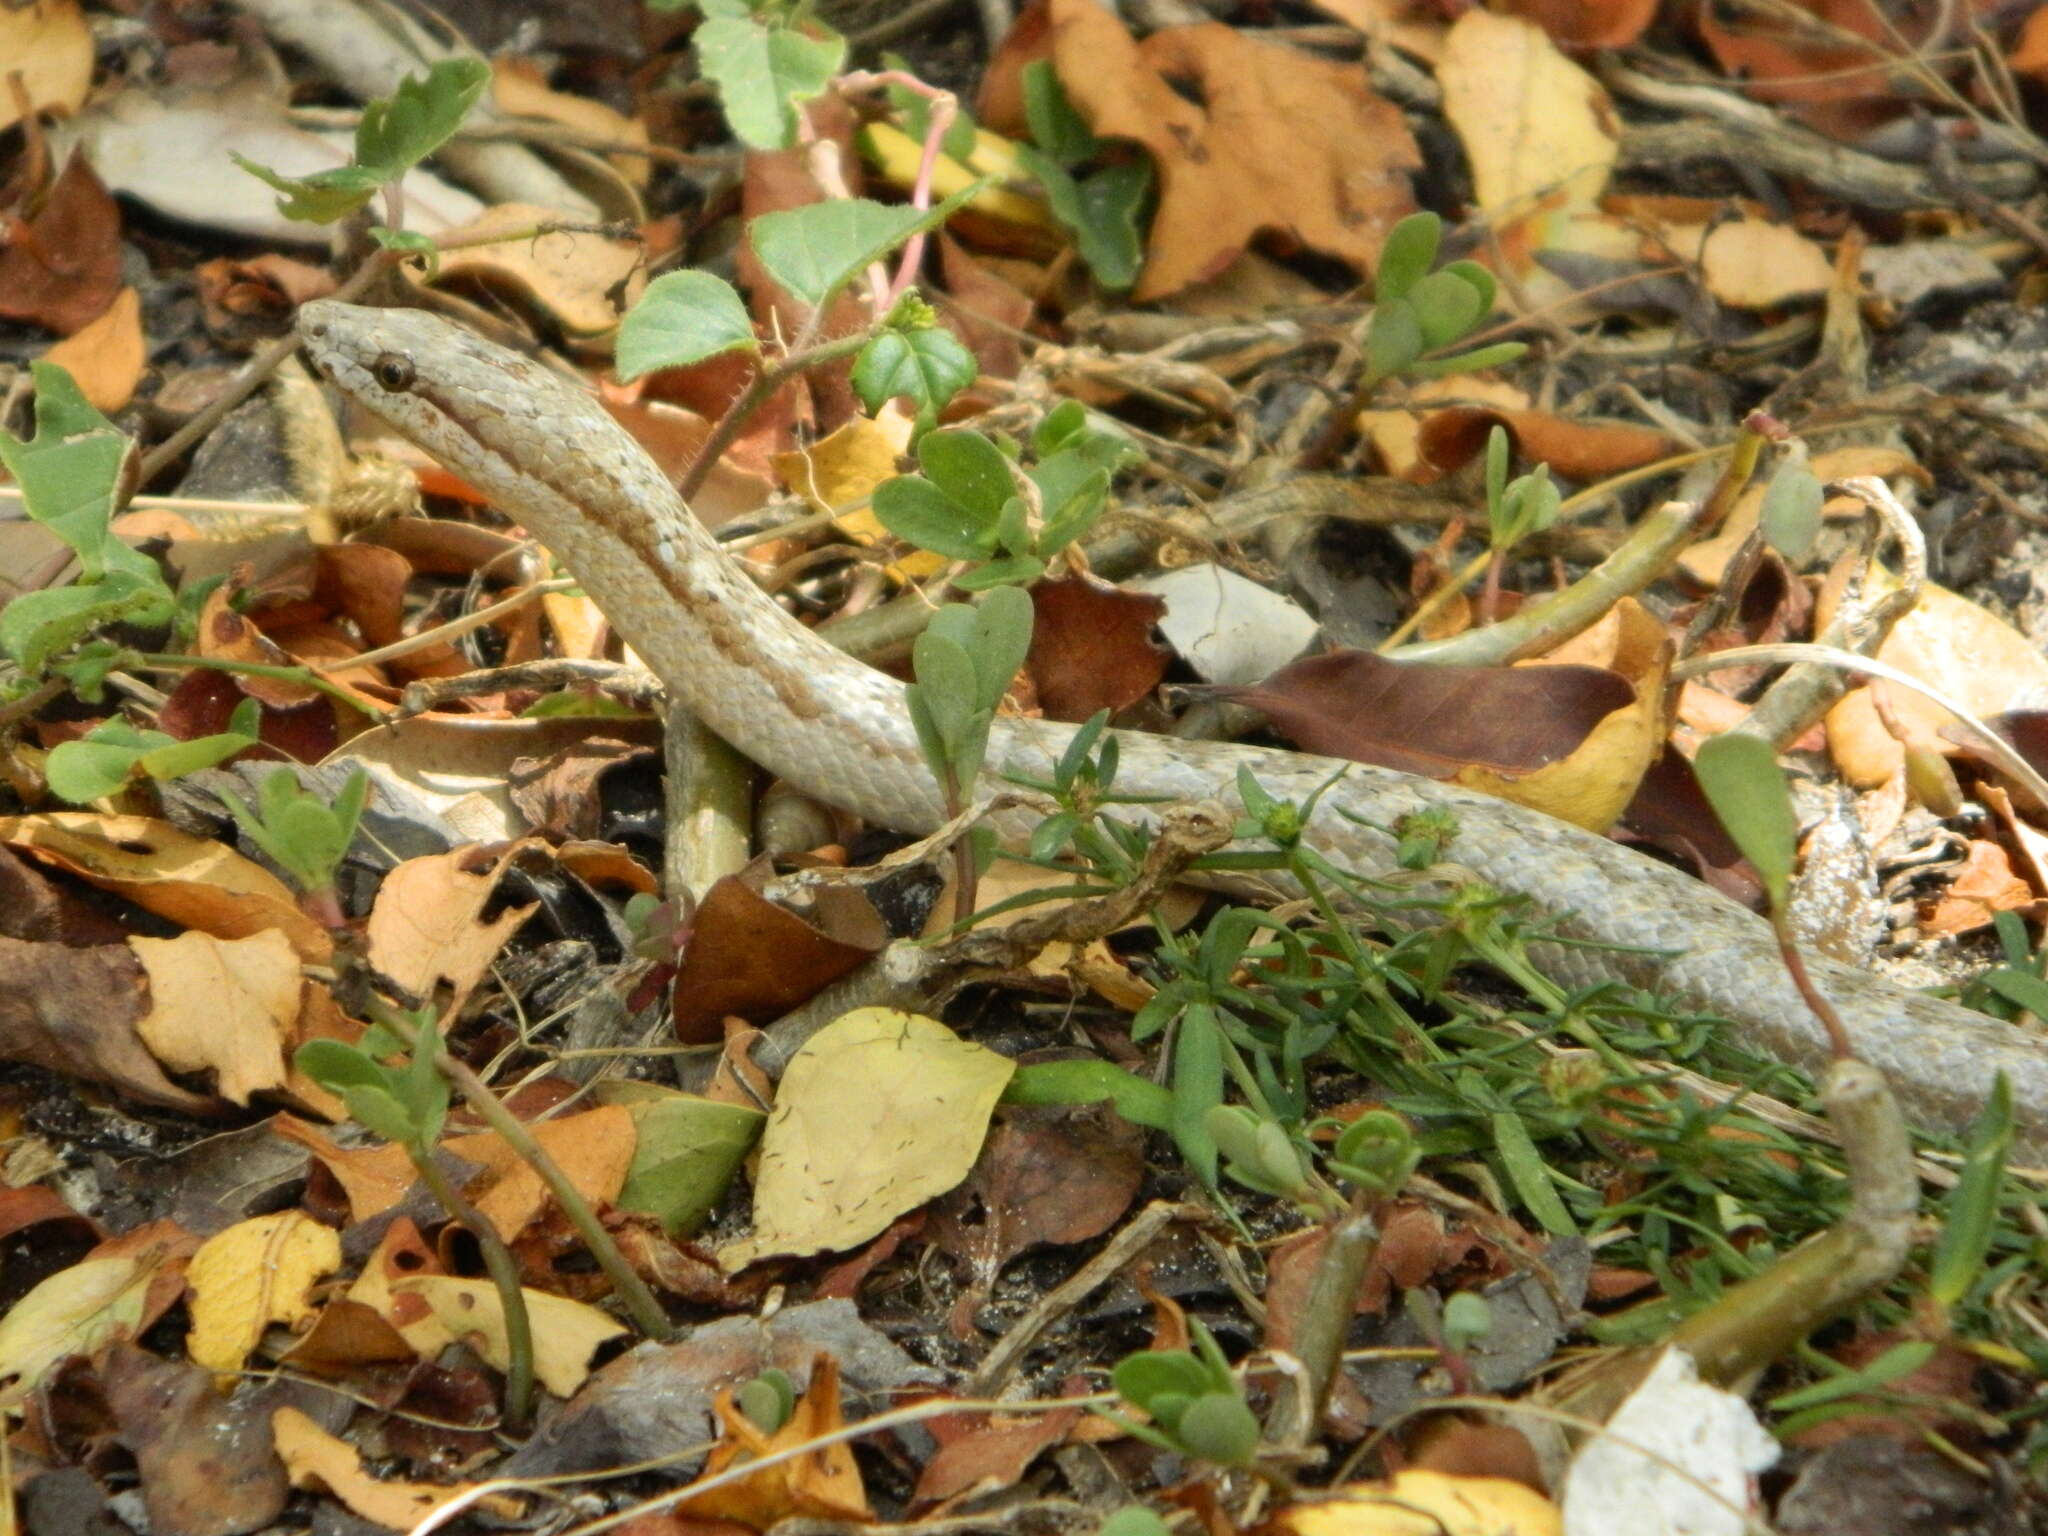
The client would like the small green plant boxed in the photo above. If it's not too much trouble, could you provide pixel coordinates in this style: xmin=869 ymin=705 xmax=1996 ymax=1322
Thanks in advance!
xmin=677 ymin=0 xmax=846 ymax=152
xmin=873 ymin=404 xmax=1141 ymax=587
xmin=296 ymin=1014 xmax=538 ymax=1429
xmin=234 ymin=57 xmax=489 ymax=253
xmin=906 ymin=585 xmax=1033 ymax=916
xmin=45 ymin=697 xmax=263 ymax=804
xmin=1366 ymin=212 xmax=1522 ymax=383
xmin=1478 ymin=424 xmax=1561 ymax=621
xmin=1013 ymin=61 xmax=1149 ymax=291
xmin=0 ymin=365 xmax=172 ymax=688
xmin=217 ymin=767 xmax=370 ymax=928
xmin=1759 ymin=442 xmax=1824 ymax=561
xmin=1108 ymin=1319 xmax=1260 ymax=1469
xmin=733 ymin=1368 xmax=797 ymax=1433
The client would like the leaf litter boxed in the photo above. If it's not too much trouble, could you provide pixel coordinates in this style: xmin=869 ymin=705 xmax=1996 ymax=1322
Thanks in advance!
xmin=3 ymin=0 xmax=2048 ymax=1531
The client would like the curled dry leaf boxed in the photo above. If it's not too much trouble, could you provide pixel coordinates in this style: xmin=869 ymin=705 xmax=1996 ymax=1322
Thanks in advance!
xmin=41 ymin=286 xmax=145 ymax=412
xmin=1045 ymin=0 xmax=1419 ymax=300
xmin=130 ymin=928 xmax=299 ymax=1106
xmin=272 ymin=1406 xmax=520 ymax=1527
xmin=0 ymin=151 xmax=124 ymax=334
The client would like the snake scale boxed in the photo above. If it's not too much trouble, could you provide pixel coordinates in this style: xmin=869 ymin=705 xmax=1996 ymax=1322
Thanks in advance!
xmin=298 ymin=300 xmax=2048 ymax=1163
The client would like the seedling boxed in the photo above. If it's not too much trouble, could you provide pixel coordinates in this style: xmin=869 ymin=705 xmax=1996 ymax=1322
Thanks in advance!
xmin=216 ymin=767 xmax=370 ymax=929
xmin=1108 ymin=1319 xmax=1260 ymax=1469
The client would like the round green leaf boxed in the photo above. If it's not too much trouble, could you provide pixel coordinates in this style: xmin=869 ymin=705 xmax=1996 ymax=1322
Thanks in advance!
xmin=1692 ymin=732 xmax=1798 ymax=911
xmin=616 ymin=271 xmax=758 ymax=380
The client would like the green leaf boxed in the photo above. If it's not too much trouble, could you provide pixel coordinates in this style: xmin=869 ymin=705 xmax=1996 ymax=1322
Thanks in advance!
xmin=1113 ymin=1350 xmax=1212 ymax=1413
xmin=294 ymin=1040 xmax=393 ymax=1098
xmin=1985 ymin=968 xmax=2048 ymax=1016
xmin=1171 ymin=1001 xmax=1224 ymax=1187
xmin=1366 ymin=299 xmax=1423 ymax=380
xmin=1019 ymin=147 xmax=1148 ymax=292
xmin=230 ymin=154 xmax=388 ymax=223
xmin=343 ymin=1083 xmax=418 ymax=1144
xmin=911 ymin=631 xmax=980 ymax=756
xmin=46 ymin=734 xmax=154 ymax=803
xmin=1374 ymin=212 xmax=1441 ymax=303
xmin=1002 ymin=1059 xmax=1173 ymax=1130
xmin=1760 ymin=456 xmax=1824 ymax=561
xmin=1098 ymin=1508 xmax=1173 ymax=1536
xmin=1440 ymin=259 xmax=1497 ymax=319
xmin=615 ymin=1091 xmax=765 ymax=1236
xmin=0 ymin=362 xmax=138 ymax=581
xmin=695 ymin=17 xmax=845 ymax=150
xmin=0 ymin=572 xmax=174 ymax=675
xmin=750 ymin=191 xmax=978 ymax=311
xmin=354 ymin=58 xmax=491 ymax=177
xmin=1404 ymin=341 xmax=1527 ymax=378
xmin=1929 ymin=1072 xmax=2012 ymax=1310
xmin=1491 ymin=1109 xmax=1576 ymax=1236
xmin=369 ymin=227 xmax=440 ymax=270
xmin=1692 ymin=732 xmax=1799 ymax=912
xmin=1021 ymin=60 xmax=1096 ymax=166
xmin=1175 ymin=1391 xmax=1258 ymax=1466
xmin=955 ymin=556 xmax=1045 ymax=590
xmin=1035 ymin=463 xmax=1111 ymax=556
xmin=907 ymin=689 xmax=952 ymax=789
xmin=1768 ymin=1340 xmax=1937 ymax=1411
xmin=851 ymin=327 xmax=977 ymax=425
xmin=616 ymin=271 xmax=760 ymax=379
xmin=918 ymin=430 xmax=1016 ymax=521
xmin=1406 ymin=268 xmax=1485 ymax=350
xmin=873 ymin=474 xmax=995 ymax=561
xmin=967 ymin=583 xmax=1034 ymax=710
xmin=1484 ymin=425 xmax=1510 ymax=523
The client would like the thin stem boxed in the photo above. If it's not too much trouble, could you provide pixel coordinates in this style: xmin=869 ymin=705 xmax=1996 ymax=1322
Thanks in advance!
xmin=369 ymin=1002 xmax=676 ymax=1342
xmin=409 ymin=1144 xmax=536 ymax=1430
xmin=127 ymin=653 xmax=388 ymax=717
xmin=1774 ymin=913 xmax=1856 ymax=1060
xmin=677 ymin=330 xmax=873 ymax=503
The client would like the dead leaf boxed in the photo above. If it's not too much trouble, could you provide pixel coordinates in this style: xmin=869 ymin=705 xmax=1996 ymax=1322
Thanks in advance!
xmin=0 ymin=812 xmax=332 ymax=961
xmin=1274 ymin=1469 xmax=1562 ymax=1536
xmin=364 ymin=843 xmax=541 ymax=1009
xmin=1047 ymin=0 xmax=1419 ymax=300
xmin=0 ymin=1247 xmax=169 ymax=1414
xmin=772 ymin=407 xmax=933 ymax=579
xmin=679 ymin=1355 xmax=872 ymax=1527
xmin=391 ymin=1276 xmax=627 ymax=1398
xmin=1493 ymin=0 xmax=1657 ymax=49
xmin=721 ymin=1009 xmax=1015 ymax=1270
xmin=1027 ymin=575 xmax=1168 ymax=722
xmin=0 ymin=151 xmax=123 ymax=334
xmin=1438 ymin=12 xmax=1618 ymax=274
xmin=1694 ymin=0 xmax=1915 ymax=139
xmin=99 ymin=1342 xmax=291 ymax=1532
xmin=0 ymin=0 xmax=93 ymax=133
xmin=419 ymin=203 xmax=645 ymax=336
xmin=272 ymin=1406 xmax=519 ymax=1527
xmin=129 ymin=928 xmax=299 ymax=1106
xmin=1229 ymin=600 xmax=1670 ymax=831
xmin=492 ymin=57 xmax=652 ymax=191
xmin=1923 ymin=840 xmax=2039 ymax=937
xmin=186 ymin=1210 xmax=341 ymax=1376
xmin=1824 ymin=580 xmax=2048 ymax=787
xmin=669 ymin=860 xmax=881 ymax=1043
xmin=913 ymin=1400 xmax=1082 ymax=1511
xmin=41 ymin=286 xmax=144 ymax=411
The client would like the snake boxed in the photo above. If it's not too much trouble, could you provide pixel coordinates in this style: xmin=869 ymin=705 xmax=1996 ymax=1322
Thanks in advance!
xmin=296 ymin=299 xmax=2048 ymax=1163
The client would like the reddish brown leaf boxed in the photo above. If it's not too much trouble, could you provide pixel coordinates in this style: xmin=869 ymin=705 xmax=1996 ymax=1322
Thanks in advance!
xmin=0 ymin=152 xmax=123 ymax=334
xmin=670 ymin=860 xmax=881 ymax=1042
xmin=912 ymin=1401 xmax=1082 ymax=1510
xmin=1226 ymin=649 xmax=1633 ymax=780
xmin=1026 ymin=575 xmax=1168 ymax=723
xmin=100 ymin=1342 xmax=290 ymax=1535
xmin=0 ymin=936 xmax=214 ymax=1113
xmin=1493 ymin=0 xmax=1657 ymax=48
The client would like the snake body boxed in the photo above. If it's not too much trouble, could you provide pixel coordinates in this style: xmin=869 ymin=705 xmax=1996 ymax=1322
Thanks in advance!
xmin=297 ymin=301 xmax=2048 ymax=1160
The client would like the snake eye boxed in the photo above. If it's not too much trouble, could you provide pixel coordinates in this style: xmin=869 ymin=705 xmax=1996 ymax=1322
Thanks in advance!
xmin=372 ymin=353 xmax=415 ymax=391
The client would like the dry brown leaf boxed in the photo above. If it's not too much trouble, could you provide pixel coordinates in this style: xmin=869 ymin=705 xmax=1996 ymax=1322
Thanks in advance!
xmin=1048 ymin=0 xmax=1419 ymax=300
xmin=420 ymin=203 xmax=646 ymax=336
xmin=0 ymin=935 xmax=218 ymax=1111
xmin=1275 ymin=1469 xmax=1562 ymax=1536
xmin=364 ymin=843 xmax=540 ymax=1009
xmin=0 ymin=812 xmax=332 ymax=961
xmin=1493 ymin=0 xmax=1657 ymax=48
xmin=679 ymin=1354 xmax=873 ymax=1527
xmin=41 ymin=286 xmax=144 ymax=411
xmin=129 ymin=928 xmax=299 ymax=1106
xmin=185 ymin=1211 xmax=340 ymax=1376
xmin=1694 ymin=0 xmax=1916 ymax=139
xmin=491 ymin=57 xmax=652 ymax=190
xmin=273 ymin=1113 xmax=419 ymax=1224
xmin=1026 ymin=574 xmax=1168 ymax=723
xmin=0 ymin=152 xmax=123 ymax=334
xmin=450 ymin=1105 xmax=638 ymax=1244
xmin=273 ymin=1406 xmax=519 ymax=1527
xmin=1653 ymin=218 xmax=1834 ymax=310
xmin=1923 ymin=840 xmax=2040 ymax=937
xmin=1825 ymin=580 xmax=2048 ymax=787
xmin=670 ymin=860 xmax=881 ymax=1042
xmin=392 ymin=1275 xmax=627 ymax=1397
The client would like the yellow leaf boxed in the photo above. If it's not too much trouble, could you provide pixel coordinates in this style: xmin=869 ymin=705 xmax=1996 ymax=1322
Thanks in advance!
xmin=186 ymin=1212 xmax=341 ymax=1376
xmin=1276 ymin=1470 xmax=1562 ymax=1536
xmin=418 ymin=203 xmax=645 ymax=336
xmin=0 ymin=0 xmax=92 ymax=133
xmin=391 ymin=1276 xmax=626 ymax=1398
xmin=0 ymin=1254 xmax=156 ymax=1415
xmin=721 ymin=1008 xmax=1015 ymax=1269
xmin=772 ymin=408 xmax=941 ymax=580
xmin=130 ymin=928 xmax=299 ymax=1105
